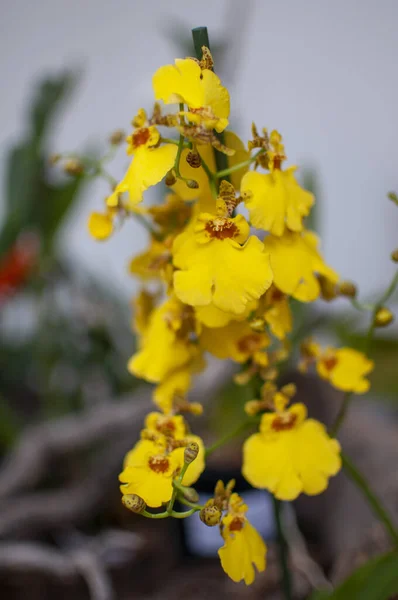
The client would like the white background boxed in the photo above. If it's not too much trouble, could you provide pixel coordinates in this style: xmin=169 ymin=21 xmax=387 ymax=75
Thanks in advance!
xmin=1 ymin=0 xmax=397 ymax=299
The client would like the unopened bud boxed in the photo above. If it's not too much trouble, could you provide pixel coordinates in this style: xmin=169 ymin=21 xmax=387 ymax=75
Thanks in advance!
xmin=186 ymin=179 xmax=199 ymax=189
xmin=199 ymin=505 xmax=222 ymax=527
xmin=122 ymin=494 xmax=146 ymax=514
xmin=318 ymin=274 xmax=338 ymax=301
xmin=181 ymin=487 xmax=200 ymax=504
xmin=234 ymin=369 xmax=252 ymax=386
xmin=188 ymin=402 xmax=203 ymax=416
xmin=49 ymin=153 xmax=61 ymax=165
xmin=391 ymin=249 xmax=398 ymax=263
xmin=186 ymin=150 xmax=202 ymax=168
xmin=338 ymin=281 xmax=357 ymax=298
xmin=280 ymin=383 xmax=297 ymax=398
xmin=260 ymin=366 xmax=278 ymax=381
xmin=245 ymin=400 xmax=261 ymax=416
xmin=109 ymin=129 xmax=125 ymax=145
xmin=374 ymin=307 xmax=394 ymax=328
xmin=165 ymin=170 xmax=177 ymax=186
xmin=184 ymin=441 xmax=199 ymax=464
xmin=214 ymin=480 xmax=225 ymax=498
xmin=63 ymin=158 xmax=84 ymax=176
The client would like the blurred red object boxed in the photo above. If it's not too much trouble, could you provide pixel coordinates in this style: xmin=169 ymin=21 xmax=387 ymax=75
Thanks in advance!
xmin=0 ymin=234 xmax=39 ymax=302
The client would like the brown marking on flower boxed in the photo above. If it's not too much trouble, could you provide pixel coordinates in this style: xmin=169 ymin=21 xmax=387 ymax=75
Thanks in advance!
xmin=148 ymin=455 xmax=170 ymax=474
xmin=164 ymin=305 xmax=196 ymax=340
xmin=155 ymin=419 xmax=176 ymax=436
xmin=229 ymin=517 xmax=244 ymax=532
xmin=148 ymin=251 xmax=171 ymax=271
xmin=322 ymin=356 xmax=338 ymax=371
xmin=132 ymin=127 xmax=150 ymax=148
xmin=270 ymin=287 xmax=284 ymax=302
xmin=237 ymin=334 xmax=263 ymax=354
xmin=271 ymin=413 xmax=298 ymax=432
xmin=204 ymin=218 xmax=239 ymax=240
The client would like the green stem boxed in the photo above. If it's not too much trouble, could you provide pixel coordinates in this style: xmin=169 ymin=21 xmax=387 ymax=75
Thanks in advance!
xmin=172 ymin=480 xmax=204 ymax=510
xmin=177 ymin=497 xmax=204 ymax=511
xmin=191 ymin=26 xmax=210 ymax=61
xmin=364 ymin=269 xmax=398 ymax=354
xmin=167 ymin=462 xmax=189 ymax=514
xmin=173 ymin=103 xmax=186 ymax=180
xmin=379 ymin=269 xmax=398 ymax=304
xmin=342 ymin=453 xmax=398 ymax=548
xmin=205 ymin=418 xmax=258 ymax=457
xmin=161 ymin=137 xmax=185 ymax=146
xmin=330 ymin=391 xmax=352 ymax=437
xmin=200 ymin=154 xmax=218 ymax=199
xmin=141 ymin=507 xmax=197 ymax=519
xmin=329 ymin=270 xmax=398 ymax=548
xmin=272 ymin=497 xmax=293 ymax=600
xmin=215 ymin=149 xmax=265 ymax=179
xmin=170 ymin=508 xmax=196 ymax=519
xmin=331 ymin=268 xmax=398 ymax=435
xmin=350 ymin=298 xmax=375 ymax=312
xmin=191 ymin=26 xmax=228 ymax=185
xmin=128 ymin=211 xmax=162 ymax=240
xmin=141 ymin=509 xmax=170 ymax=519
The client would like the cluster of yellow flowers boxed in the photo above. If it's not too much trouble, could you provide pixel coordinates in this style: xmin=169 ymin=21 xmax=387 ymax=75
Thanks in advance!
xmin=87 ymin=45 xmax=377 ymax=585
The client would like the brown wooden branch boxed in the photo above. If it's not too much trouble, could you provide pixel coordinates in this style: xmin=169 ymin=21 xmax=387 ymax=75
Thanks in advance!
xmin=0 ymin=389 xmax=151 ymax=503
xmin=0 ymin=530 xmax=144 ymax=600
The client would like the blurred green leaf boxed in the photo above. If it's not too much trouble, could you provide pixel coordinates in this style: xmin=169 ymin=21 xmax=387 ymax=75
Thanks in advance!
xmin=302 ymin=167 xmax=320 ymax=234
xmin=0 ymin=395 xmax=20 ymax=448
xmin=36 ymin=176 xmax=84 ymax=253
xmin=309 ymin=592 xmax=331 ymax=600
xmin=0 ymin=72 xmax=84 ymax=256
xmin=29 ymin=74 xmax=74 ymax=141
xmin=0 ymin=146 xmax=42 ymax=253
xmin=309 ymin=552 xmax=398 ymax=600
xmin=388 ymin=191 xmax=398 ymax=206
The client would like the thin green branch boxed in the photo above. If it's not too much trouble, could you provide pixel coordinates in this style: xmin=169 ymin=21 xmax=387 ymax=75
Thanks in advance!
xmin=141 ymin=507 xmax=197 ymax=519
xmin=199 ymin=154 xmax=218 ymax=199
xmin=205 ymin=418 xmax=259 ymax=457
xmin=167 ymin=462 xmax=189 ymax=514
xmin=173 ymin=103 xmax=186 ymax=180
xmin=215 ymin=149 xmax=265 ymax=179
xmin=342 ymin=453 xmax=398 ymax=548
xmin=170 ymin=508 xmax=197 ymax=519
xmin=191 ymin=26 xmax=228 ymax=185
xmin=350 ymin=298 xmax=375 ymax=312
xmin=330 ymin=391 xmax=352 ymax=437
xmin=127 ymin=211 xmax=162 ymax=240
xmin=177 ymin=496 xmax=204 ymax=511
xmin=161 ymin=137 xmax=184 ymax=146
xmin=273 ymin=497 xmax=293 ymax=600
xmin=331 ymin=268 xmax=398 ymax=435
xmin=141 ymin=509 xmax=170 ymax=519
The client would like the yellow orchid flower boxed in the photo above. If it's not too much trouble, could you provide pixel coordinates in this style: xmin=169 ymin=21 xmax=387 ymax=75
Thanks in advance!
xmin=241 ymin=166 xmax=314 ymax=236
xmin=153 ymin=57 xmax=229 ymax=133
xmin=317 ymin=347 xmax=374 ymax=393
xmin=173 ymin=200 xmax=273 ymax=315
xmin=264 ymin=230 xmax=338 ymax=302
xmin=218 ymin=493 xmax=267 ymax=585
xmin=128 ymin=296 xmax=199 ymax=383
xmin=243 ymin=403 xmax=341 ymax=500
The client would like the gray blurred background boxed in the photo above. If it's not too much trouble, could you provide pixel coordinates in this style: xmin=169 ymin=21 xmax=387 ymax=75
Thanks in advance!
xmin=0 ymin=2 xmax=398 ymax=599
xmin=1 ymin=0 xmax=397 ymax=296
